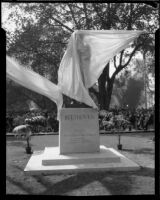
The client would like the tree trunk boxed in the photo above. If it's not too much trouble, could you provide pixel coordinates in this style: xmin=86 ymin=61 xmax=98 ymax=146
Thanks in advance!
xmin=105 ymin=78 xmax=115 ymax=110
xmin=26 ymin=138 xmax=30 ymax=147
xmin=97 ymin=3 xmax=112 ymax=110
xmin=98 ymin=64 xmax=109 ymax=110
xmin=98 ymin=62 xmax=115 ymax=110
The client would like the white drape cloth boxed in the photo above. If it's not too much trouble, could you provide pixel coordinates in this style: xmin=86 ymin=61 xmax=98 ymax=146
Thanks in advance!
xmin=58 ymin=30 xmax=143 ymax=108
xmin=6 ymin=30 xmax=143 ymax=112
xmin=6 ymin=56 xmax=63 ymax=110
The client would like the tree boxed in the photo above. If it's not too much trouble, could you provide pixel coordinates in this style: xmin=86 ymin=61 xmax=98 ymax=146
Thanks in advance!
xmin=3 ymin=3 xmax=158 ymax=110
xmin=93 ymin=3 xmax=157 ymax=110
xmin=111 ymin=69 xmax=131 ymax=108
xmin=111 ymin=57 xmax=155 ymax=109
xmin=123 ymin=78 xmax=144 ymax=109
xmin=6 ymin=78 xmax=57 ymax=112
xmin=6 ymin=78 xmax=29 ymax=112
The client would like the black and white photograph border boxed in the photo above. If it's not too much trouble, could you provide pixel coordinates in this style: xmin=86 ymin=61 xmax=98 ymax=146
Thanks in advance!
xmin=3 ymin=1 xmax=159 ymax=196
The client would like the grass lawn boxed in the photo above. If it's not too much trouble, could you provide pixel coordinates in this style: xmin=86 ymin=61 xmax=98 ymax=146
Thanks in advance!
xmin=6 ymin=132 xmax=155 ymax=195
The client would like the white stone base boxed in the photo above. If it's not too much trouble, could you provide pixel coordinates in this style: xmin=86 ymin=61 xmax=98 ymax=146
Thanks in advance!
xmin=24 ymin=145 xmax=140 ymax=175
xmin=42 ymin=145 xmax=120 ymax=166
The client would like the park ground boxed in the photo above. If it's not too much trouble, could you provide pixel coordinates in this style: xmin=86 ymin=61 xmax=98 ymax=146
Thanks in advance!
xmin=6 ymin=132 xmax=155 ymax=195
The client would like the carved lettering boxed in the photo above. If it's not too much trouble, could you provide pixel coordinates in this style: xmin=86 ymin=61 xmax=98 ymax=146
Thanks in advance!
xmin=64 ymin=114 xmax=95 ymax=121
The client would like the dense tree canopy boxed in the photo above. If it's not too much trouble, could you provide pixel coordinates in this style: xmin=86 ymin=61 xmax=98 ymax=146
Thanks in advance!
xmin=3 ymin=2 xmax=158 ymax=111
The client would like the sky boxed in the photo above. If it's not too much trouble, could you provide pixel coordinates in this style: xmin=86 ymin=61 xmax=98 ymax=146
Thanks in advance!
xmin=2 ymin=3 xmax=17 ymax=32
xmin=2 ymin=3 xmax=38 ymax=32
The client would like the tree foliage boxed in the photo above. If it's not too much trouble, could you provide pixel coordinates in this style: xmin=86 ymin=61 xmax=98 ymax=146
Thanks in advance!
xmin=4 ymin=2 xmax=158 ymax=110
xmin=6 ymin=78 xmax=57 ymax=112
xmin=123 ymin=78 xmax=144 ymax=109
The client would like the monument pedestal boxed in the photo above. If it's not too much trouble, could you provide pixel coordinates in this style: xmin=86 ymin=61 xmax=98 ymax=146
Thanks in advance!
xmin=42 ymin=145 xmax=120 ymax=166
xmin=59 ymin=108 xmax=100 ymax=154
xmin=24 ymin=108 xmax=140 ymax=174
xmin=24 ymin=145 xmax=140 ymax=174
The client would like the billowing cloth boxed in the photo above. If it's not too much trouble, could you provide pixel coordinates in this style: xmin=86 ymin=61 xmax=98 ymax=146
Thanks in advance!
xmin=6 ymin=56 xmax=63 ymax=110
xmin=6 ymin=30 xmax=143 ymax=113
xmin=58 ymin=30 xmax=143 ymax=108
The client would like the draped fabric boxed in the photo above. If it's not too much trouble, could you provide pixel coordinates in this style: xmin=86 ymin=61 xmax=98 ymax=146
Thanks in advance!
xmin=58 ymin=32 xmax=97 ymax=108
xmin=6 ymin=30 xmax=143 ymax=113
xmin=58 ymin=30 xmax=143 ymax=108
xmin=6 ymin=56 xmax=63 ymax=110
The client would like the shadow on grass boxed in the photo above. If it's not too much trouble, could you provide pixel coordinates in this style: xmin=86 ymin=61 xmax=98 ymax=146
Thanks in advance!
xmin=32 ymin=172 xmax=117 ymax=195
xmin=7 ymin=141 xmax=26 ymax=148
xmin=12 ymin=164 xmax=27 ymax=171
xmin=32 ymin=168 xmax=154 ymax=195
xmin=122 ymin=148 xmax=154 ymax=155
xmin=6 ymin=165 xmax=155 ymax=195
xmin=119 ymin=167 xmax=154 ymax=177
xmin=6 ymin=175 xmax=34 ymax=194
xmin=7 ymin=157 xmax=154 ymax=195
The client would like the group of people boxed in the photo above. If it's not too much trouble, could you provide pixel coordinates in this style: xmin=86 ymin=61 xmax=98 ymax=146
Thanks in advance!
xmin=6 ymin=107 xmax=154 ymax=134
xmin=99 ymin=107 xmax=154 ymax=131
xmin=6 ymin=110 xmax=59 ymax=133
xmin=128 ymin=109 xmax=154 ymax=130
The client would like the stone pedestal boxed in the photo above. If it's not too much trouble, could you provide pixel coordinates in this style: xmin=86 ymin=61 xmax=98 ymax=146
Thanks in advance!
xmin=59 ymin=108 xmax=99 ymax=154
xmin=24 ymin=108 xmax=140 ymax=174
xmin=42 ymin=145 xmax=120 ymax=166
xmin=24 ymin=146 xmax=140 ymax=174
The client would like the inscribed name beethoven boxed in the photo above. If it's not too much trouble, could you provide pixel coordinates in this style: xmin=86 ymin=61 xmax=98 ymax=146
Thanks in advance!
xmin=59 ymin=108 xmax=100 ymax=154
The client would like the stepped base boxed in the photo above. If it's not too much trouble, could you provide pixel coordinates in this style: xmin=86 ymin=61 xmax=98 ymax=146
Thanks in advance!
xmin=24 ymin=145 xmax=140 ymax=175
xmin=42 ymin=145 xmax=120 ymax=166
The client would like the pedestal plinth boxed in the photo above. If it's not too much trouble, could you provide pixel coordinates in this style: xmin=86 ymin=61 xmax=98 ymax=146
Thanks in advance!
xmin=59 ymin=108 xmax=100 ymax=154
xmin=24 ymin=108 xmax=140 ymax=174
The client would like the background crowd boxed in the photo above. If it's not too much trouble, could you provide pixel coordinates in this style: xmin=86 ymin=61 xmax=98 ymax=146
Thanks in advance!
xmin=99 ymin=107 xmax=154 ymax=131
xmin=6 ymin=110 xmax=59 ymax=133
xmin=6 ymin=107 xmax=154 ymax=134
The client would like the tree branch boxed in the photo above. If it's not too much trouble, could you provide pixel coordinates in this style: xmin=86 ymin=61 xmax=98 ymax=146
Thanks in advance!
xmin=68 ymin=4 xmax=80 ymax=29
xmin=123 ymin=43 xmax=142 ymax=68
xmin=13 ymin=43 xmax=59 ymax=65
xmin=92 ymin=4 xmax=106 ymax=28
xmin=50 ymin=16 xmax=73 ymax=33
xmin=119 ymin=50 xmax=124 ymax=66
xmin=127 ymin=3 xmax=133 ymax=30
xmin=112 ymin=42 xmax=144 ymax=79
xmin=83 ymin=3 xmax=90 ymax=29
xmin=69 ymin=4 xmax=84 ymax=11
xmin=106 ymin=63 xmax=110 ymax=82
xmin=113 ymin=56 xmax=117 ymax=69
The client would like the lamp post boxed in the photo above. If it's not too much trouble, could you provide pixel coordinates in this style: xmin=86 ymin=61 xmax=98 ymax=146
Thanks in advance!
xmin=25 ymin=130 xmax=32 ymax=154
xmin=117 ymin=134 xmax=122 ymax=150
